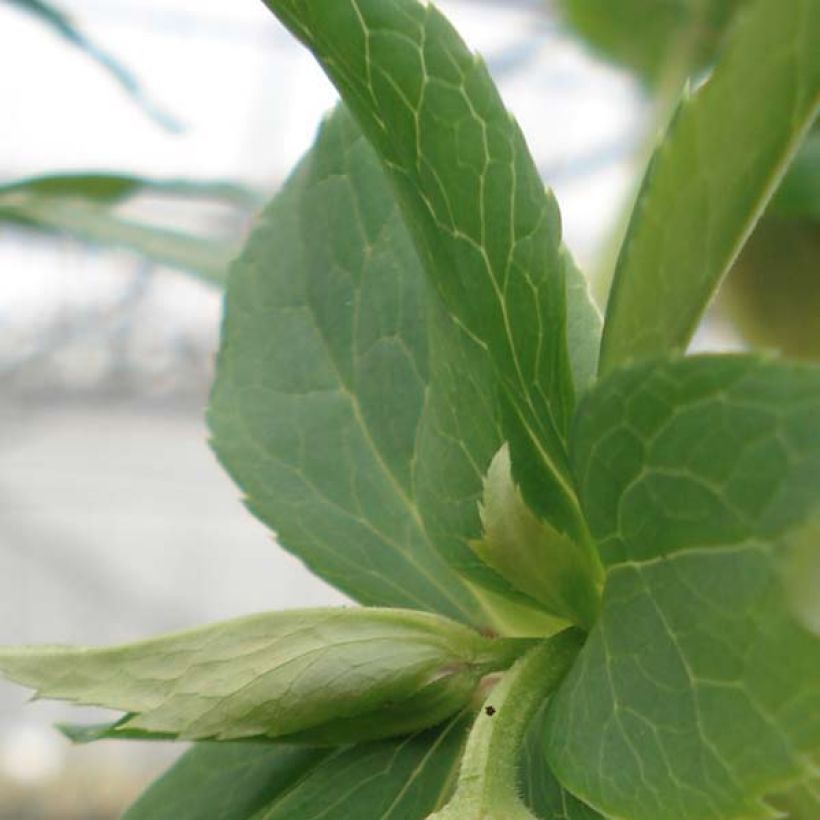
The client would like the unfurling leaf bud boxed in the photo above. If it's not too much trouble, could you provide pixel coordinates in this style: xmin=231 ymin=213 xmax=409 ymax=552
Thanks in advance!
xmin=470 ymin=446 xmax=602 ymax=629
xmin=0 ymin=608 xmax=536 ymax=745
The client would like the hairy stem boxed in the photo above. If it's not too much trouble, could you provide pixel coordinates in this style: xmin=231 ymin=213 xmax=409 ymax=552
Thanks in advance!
xmin=429 ymin=628 xmax=585 ymax=819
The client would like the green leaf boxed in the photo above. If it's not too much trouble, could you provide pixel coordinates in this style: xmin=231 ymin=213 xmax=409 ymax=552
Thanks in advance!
xmin=0 ymin=607 xmax=531 ymax=744
xmin=209 ymin=106 xmax=495 ymax=623
xmin=6 ymin=0 xmax=180 ymax=130
xmin=0 ymin=172 xmax=260 ymax=207
xmin=259 ymin=0 xmax=585 ymax=541
xmin=411 ymin=289 xmax=544 ymax=610
xmin=562 ymin=246 xmax=602 ymax=398
xmin=555 ymin=0 xmax=745 ymax=88
xmin=470 ymin=445 xmax=601 ymax=628
xmin=599 ymin=0 xmax=820 ymax=373
xmin=573 ymin=355 xmax=820 ymax=565
xmin=124 ymin=744 xmax=328 ymax=820
xmin=544 ymin=355 xmax=820 ymax=818
xmin=0 ymin=173 xmax=258 ymax=284
xmin=430 ymin=630 xmax=584 ymax=819
xmin=768 ymin=125 xmax=820 ymax=220
xmin=125 ymin=716 xmax=469 ymax=820
xmin=520 ymin=703 xmax=601 ymax=820
xmin=411 ymin=248 xmax=596 ymax=616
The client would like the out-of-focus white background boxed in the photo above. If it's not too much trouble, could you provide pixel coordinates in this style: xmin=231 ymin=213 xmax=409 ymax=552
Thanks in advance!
xmin=0 ymin=0 xmax=659 ymax=815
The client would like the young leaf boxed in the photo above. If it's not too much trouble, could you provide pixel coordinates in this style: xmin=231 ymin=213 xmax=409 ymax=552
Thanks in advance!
xmin=430 ymin=629 xmax=584 ymax=820
xmin=469 ymin=445 xmax=602 ymax=629
xmin=0 ymin=173 xmax=258 ymax=284
xmin=545 ymin=355 xmax=820 ymax=819
xmin=600 ymin=0 xmax=820 ymax=372
xmin=259 ymin=0 xmax=586 ymax=540
xmin=0 ymin=607 xmax=531 ymax=744
xmin=125 ymin=716 xmax=470 ymax=820
xmin=413 ymin=245 xmax=602 ymax=614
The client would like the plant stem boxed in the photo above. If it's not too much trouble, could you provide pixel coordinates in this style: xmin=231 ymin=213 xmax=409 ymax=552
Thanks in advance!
xmin=429 ymin=628 xmax=585 ymax=819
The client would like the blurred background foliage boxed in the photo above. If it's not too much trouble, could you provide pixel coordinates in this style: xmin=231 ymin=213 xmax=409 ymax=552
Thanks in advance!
xmin=3 ymin=0 xmax=816 ymax=357
xmin=0 ymin=0 xmax=816 ymax=817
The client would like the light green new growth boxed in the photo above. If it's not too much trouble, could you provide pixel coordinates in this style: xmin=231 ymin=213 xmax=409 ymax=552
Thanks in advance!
xmin=471 ymin=445 xmax=602 ymax=629
xmin=601 ymin=0 xmax=820 ymax=371
xmin=429 ymin=629 xmax=584 ymax=820
xmin=0 ymin=608 xmax=533 ymax=744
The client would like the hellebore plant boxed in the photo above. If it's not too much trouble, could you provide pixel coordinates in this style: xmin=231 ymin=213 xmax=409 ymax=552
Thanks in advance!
xmin=2 ymin=0 xmax=819 ymax=817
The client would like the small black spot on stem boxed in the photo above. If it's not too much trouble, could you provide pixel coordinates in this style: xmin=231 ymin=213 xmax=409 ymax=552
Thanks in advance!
xmin=485 ymin=705 xmax=496 ymax=716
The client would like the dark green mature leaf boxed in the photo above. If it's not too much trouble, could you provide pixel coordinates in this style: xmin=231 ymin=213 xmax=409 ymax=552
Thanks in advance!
xmin=545 ymin=355 xmax=820 ymax=819
xmin=520 ymin=704 xmax=601 ymax=820
xmin=125 ymin=716 xmax=469 ymax=820
xmin=0 ymin=173 xmax=258 ymax=283
xmin=124 ymin=745 xmax=329 ymax=820
xmin=260 ymin=0 xmax=586 ymax=542
xmin=6 ymin=0 xmax=179 ymax=130
xmin=573 ymin=356 xmax=820 ymax=565
xmin=0 ymin=607 xmax=528 ymax=744
xmin=414 ymin=244 xmax=601 ymax=612
xmin=600 ymin=0 xmax=820 ymax=372
xmin=208 ymin=106 xmax=492 ymax=622
xmin=257 ymin=716 xmax=468 ymax=819
xmin=209 ymin=103 xmax=596 ymax=623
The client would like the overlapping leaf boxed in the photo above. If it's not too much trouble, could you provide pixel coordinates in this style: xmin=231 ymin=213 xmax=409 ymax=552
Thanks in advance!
xmin=259 ymin=0 xmax=587 ymax=540
xmin=209 ymin=102 xmax=598 ymax=623
xmin=209 ymin=107 xmax=493 ymax=622
xmin=520 ymin=704 xmax=601 ymax=820
xmin=600 ymin=0 xmax=820 ymax=372
xmin=0 ymin=608 xmax=525 ymax=744
xmin=545 ymin=355 xmax=820 ymax=818
xmin=124 ymin=716 xmax=469 ymax=820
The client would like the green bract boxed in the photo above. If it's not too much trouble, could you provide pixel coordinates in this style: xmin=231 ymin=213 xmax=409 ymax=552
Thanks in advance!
xmin=2 ymin=0 xmax=818 ymax=817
